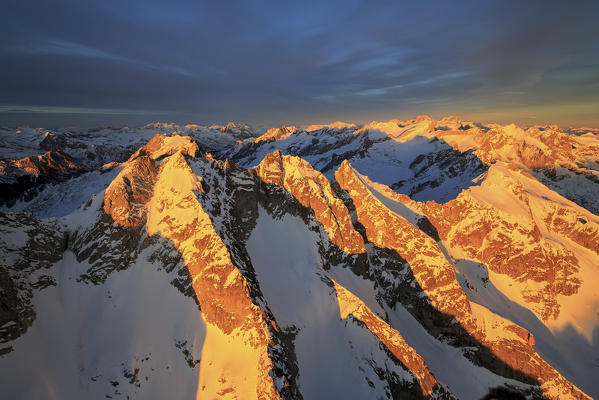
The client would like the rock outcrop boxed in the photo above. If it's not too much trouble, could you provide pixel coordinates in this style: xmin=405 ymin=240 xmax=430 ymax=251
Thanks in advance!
xmin=256 ymin=151 xmax=365 ymax=254
xmin=255 ymin=126 xmax=298 ymax=143
xmin=335 ymin=160 xmax=474 ymax=327
xmin=334 ymin=160 xmax=591 ymax=399
xmin=103 ymin=156 xmax=157 ymax=227
xmin=421 ymin=162 xmax=598 ymax=324
xmin=333 ymin=280 xmax=442 ymax=397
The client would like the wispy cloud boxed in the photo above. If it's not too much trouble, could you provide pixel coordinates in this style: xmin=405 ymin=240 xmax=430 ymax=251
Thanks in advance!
xmin=0 ymin=104 xmax=181 ymax=116
xmin=1 ymin=39 xmax=192 ymax=77
xmin=353 ymin=72 xmax=471 ymax=97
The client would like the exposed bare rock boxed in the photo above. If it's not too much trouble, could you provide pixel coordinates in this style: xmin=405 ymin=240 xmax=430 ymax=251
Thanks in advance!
xmin=543 ymin=206 xmax=599 ymax=257
xmin=335 ymin=160 xmax=474 ymax=327
xmin=0 ymin=151 xmax=82 ymax=205
xmin=420 ymin=162 xmax=598 ymax=324
xmin=256 ymin=151 xmax=365 ymax=254
xmin=471 ymin=124 xmax=599 ymax=171
xmin=0 ymin=117 xmax=597 ymax=400
xmin=471 ymin=303 xmax=590 ymax=400
xmin=103 ymin=155 xmax=157 ymax=227
xmin=255 ymin=126 xmax=298 ymax=143
xmin=334 ymin=160 xmax=591 ymax=399
xmin=0 ymin=212 xmax=65 ymax=348
xmin=305 ymin=122 xmax=356 ymax=132
xmin=127 ymin=133 xmax=200 ymax=161
xmin=145 ymin=152 xmax=282 ymax=399
xmin=9 ymin=151 xmax=80 ymax=178
xmin=70 ymin=211 xmax=148 ymax=284
xmin=333 ymin=280 xmax=443 ymax=397
xmin=103 ymin=134 xmax=201 ymax=228
xmin=208 ymin=122 xmax=258 ymax=140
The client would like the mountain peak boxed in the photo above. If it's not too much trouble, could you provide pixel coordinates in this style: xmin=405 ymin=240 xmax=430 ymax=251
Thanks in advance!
xmin=128 ymin=133 xmax=199 ymax=161
xmin=305 ymin=121 xmax=356 ymax=132
xmin=255 ymin=126 xmax=298 ymax=143
xmin=103 ymin=155 xmax=157 ymax=226
xmin=256 ymin=151 xmax=365 ymax=254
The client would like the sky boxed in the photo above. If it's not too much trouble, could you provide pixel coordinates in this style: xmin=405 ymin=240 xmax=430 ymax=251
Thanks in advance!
xmin=1 ymin=0 xmax=598 ymax=128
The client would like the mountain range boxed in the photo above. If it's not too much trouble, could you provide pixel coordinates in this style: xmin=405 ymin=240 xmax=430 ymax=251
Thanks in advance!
xmin=1 ymin=115 xmax=598 ymax=399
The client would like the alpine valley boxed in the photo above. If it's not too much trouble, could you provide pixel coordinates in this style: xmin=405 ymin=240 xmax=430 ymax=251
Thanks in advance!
xmin=1 ymin=115 xmax=598 ymax=399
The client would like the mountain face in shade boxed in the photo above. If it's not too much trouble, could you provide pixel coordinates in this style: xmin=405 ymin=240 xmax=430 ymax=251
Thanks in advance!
xmin=0 ymin=116 xmax=598 ymax=399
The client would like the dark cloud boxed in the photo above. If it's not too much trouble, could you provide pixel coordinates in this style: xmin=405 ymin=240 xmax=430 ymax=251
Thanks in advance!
xmin=1 ymin=0 xmax=597 ymax=128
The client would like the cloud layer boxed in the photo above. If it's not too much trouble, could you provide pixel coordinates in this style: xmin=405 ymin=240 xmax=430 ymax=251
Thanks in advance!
xmin=1 ymin=0 xmax=598 ymax=127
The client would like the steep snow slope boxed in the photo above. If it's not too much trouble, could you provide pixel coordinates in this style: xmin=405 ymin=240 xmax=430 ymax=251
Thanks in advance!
xmin=0 ymin=250 xmax=206 ymax=400
xmin=350 ymin=159 xmax=599 ymax=397
xmin=146 ymin=153 xmax=280 ymax=400
xmin=250 ymin=152 xmax=453 ymax=397
xmin=0 ymin=189 xmax=205 ymax=399
xmin=247 ymin=209 xmax=441 ymax=399
xmin=230 ymin=126 xmax=487 ymax=203
xmin=454 ymin=258 xmax=599 ymax=399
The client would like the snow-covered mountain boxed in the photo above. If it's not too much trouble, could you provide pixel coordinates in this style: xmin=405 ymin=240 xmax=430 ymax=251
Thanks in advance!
xmin=0 ymin=116 xmax=598 ymax=399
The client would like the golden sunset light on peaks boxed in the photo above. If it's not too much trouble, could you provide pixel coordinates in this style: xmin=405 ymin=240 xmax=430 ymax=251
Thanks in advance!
xmin=1 ymin=0 xmax=598 ymax=399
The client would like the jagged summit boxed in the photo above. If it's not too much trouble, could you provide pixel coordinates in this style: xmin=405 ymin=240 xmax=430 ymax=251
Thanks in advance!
xmin=304 ymin=121 xmax=357 ymax=132
xmin=254 ymin=126 xmax=299 ymax=143
xmin=0 ymin=115 xmax=598 ymax=399
xmin=128 ymin=133 xmax=200 ymax=161
xmin=256 ymin=150 xmax=365 ymax=254
xmin=208 ymin=122 xmax=258 ymax=139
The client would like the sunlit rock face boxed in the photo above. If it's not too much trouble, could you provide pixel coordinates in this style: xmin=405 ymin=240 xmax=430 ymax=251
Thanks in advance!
xmin=128 ymin=133 xmax=200 ymax=161
xmin=104 ymin=155 xmax=157 ymax=227
xmin=418 ymin=162 xmax=599 ymax=333
xmin=0 ymin=151 xmax=82 ymax=206
xmin=334 ymin=160 xmax=475 ymax=330
xmin=333 ymin=160 xmax=590 ymax=400
xmin=0 ymin=117 xmax=598 ymax=399
xmin=332 ymin=280 xmax=442 ymax=397
xmin=254 ymin=126 xmax=298 ymax=143
xmin=145 ymin=152 xmax=282 ymax=400
xmin=10 ymin=151 xmax=81 ymax=177
xmin=256 ymin=150 xmax=365 ymax=254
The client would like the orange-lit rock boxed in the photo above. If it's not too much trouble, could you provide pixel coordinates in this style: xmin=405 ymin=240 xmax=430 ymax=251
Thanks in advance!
xmin=419 ymin=162 xmax=598 ymax=324
xmin=11 ymin=151 xmax=80 ymax=177
xmin=470 ymin=303 xmax=589 ymax=400
xmin=254 ymin=126 xmax=298 ymax=143
xmin=103 ymin=155 xmax=157 ymax=226
xmin=257 ymin=150 xmax=365 ymax=254
xmin=333 ymin=280 xmax=439 ymax=396
xmin=146 ymin=152 xmax=280 ymax=400
xmin=128 ymin=133 xmax=200 ymax=161
xmin=2 ymin=116 xmax=598 ymax=400
xmin=335 ymin=160 xmax=591 ymax=400
xmin=305 ymin=121 xmax=356 ymax=132
xmin=335 ymin=160 xmax=474 ymax=326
